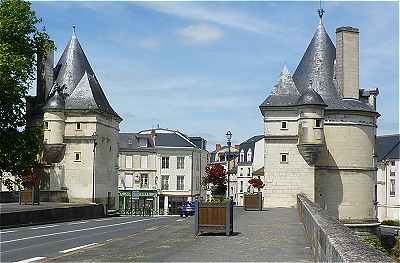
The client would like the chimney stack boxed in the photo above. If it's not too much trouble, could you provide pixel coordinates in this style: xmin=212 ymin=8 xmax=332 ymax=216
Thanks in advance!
xmin=336 ymin=27 xmax=359 ymax=99
xmin=37 ymin=40 xmax=54 ymax=104
xmin=215 ymin=144 xmax=221 ymax=152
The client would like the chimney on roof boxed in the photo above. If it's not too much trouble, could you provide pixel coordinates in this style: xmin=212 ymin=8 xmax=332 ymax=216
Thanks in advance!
xmin=37 ymin=39 xmax=54 ymax=104
xmin=336 ymin=26 xmax=360 ymax=99
xmin=150 ymin=129 xmax=156 ymax=145
xmin=216 ymin=144 xmax=221 ymax=152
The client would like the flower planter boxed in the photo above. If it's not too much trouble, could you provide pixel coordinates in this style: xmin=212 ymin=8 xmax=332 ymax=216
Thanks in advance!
xmin=194 ymin=199 xmax=233 ymax=236
xmin=20 ymin=189 xmax=40 ymax=205
xmin=244 ymin=192 xmax=263 ymax=211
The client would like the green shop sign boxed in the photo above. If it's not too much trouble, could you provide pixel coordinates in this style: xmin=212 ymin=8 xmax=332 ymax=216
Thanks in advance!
xmin=118 ymin=190 xmax=157 ymax=198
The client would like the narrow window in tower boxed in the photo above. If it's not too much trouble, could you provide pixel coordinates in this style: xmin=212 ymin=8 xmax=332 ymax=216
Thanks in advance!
xmin=76 ymin=122 xmax=81 ymax=130
xmin=44 ymin=121 xmax=49 ymax=130
xmin=316 ymin=119 xmax=322 ymax=128
xmin=280 ymin=153 xmax=288 ymax=164
xmin=74 ymin=152 xmax=81 ymax=162
xmin=281 ymin=121 xmax=288 ymax=130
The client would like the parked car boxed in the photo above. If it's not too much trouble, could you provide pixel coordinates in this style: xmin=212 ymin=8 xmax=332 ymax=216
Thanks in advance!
xmin=180 ymin=202 xmax=195 ymax=217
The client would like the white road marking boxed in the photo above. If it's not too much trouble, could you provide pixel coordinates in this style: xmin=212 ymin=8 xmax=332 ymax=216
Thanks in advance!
xmin=176 ymin=219 xmax=185 ymax=222
xmin=15 ymin=256 xmax=46 ymax=263
xmin=1 ymin=217 xmax=162 ymax=244
xmin=60 ymin=243 xmax=98 ymax=253
xmin=144 ymin=226 xmax=159 ymax=231
xmin=31 ymin=225 xmax=60 ymax=230
xmin=94 ymin=218 xmax=114 ymax=222
xmin=0 ymin=230 xmax=15 ymax=234
xmin=68 ymin=221 xmax=89 ymax=225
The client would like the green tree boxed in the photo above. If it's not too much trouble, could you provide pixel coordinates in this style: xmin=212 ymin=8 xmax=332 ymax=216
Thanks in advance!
xmin=0 ymin=0 xmax=51 ymax=190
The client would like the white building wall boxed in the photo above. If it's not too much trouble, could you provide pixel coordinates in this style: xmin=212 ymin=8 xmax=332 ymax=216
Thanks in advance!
xmin=377 ymin=159 xmax=400 ymax=221
xmin=253 ymin=139 xmax=265 ymax=173
xmin=46 ymin=113 xmax=120 ymax=208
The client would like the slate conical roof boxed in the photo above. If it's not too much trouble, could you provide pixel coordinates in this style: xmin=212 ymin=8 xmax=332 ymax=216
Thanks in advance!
xmin=292 ymin=21 xmax=338 ymax=99
xmin=271 ymin=65 xmax=300 ymax=96
xmin=49 ymin=28 xmax=121 ymax=120
xmin=260 ymin=66 xmax=300 ymax=107
xmin=44 ymin=85 xmax=65 ymax=111
xmin=260 ymin=18 xmax=375 ymax=113
xmin=296 ymin=84 xmax=326 ymax=106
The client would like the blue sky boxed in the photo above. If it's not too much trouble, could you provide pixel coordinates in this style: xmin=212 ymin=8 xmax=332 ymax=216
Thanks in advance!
xmin=32 ymin=1 xmax=399 ymax=150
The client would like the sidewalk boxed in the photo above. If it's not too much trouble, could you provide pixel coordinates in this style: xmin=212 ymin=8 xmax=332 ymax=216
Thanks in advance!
xmin=167 ymin=207 xmax=314 ymax=262
xmin=49 ymin=207 xmax=314 ymax=262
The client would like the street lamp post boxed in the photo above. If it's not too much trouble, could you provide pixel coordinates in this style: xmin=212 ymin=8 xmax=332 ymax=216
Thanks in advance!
xmin=92 ymin=132 xmax=98 ymax=203
xmin=226 ymin=131 xmax=232 ymax=199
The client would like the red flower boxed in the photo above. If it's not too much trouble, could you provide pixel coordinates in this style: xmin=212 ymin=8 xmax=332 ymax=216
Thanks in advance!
xmin=248 ymin=178 xmax=265 ymax=190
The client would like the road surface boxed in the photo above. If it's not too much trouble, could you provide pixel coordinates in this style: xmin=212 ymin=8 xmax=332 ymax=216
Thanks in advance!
xmin=1 ymin=215 xmax=184 ymax=263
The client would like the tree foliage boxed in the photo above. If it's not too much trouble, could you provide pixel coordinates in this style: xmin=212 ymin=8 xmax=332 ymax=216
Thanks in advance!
xmin=203 ymin=164 xmax=227 ymax=196
xmin=0 ymin=0 xmax=51 ymax=190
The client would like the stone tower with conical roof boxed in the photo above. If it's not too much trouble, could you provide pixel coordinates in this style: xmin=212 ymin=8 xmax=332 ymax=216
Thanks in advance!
xmin=260 ymin=14 xmax=379 ymax=224
xmin=28 ymin=27 xmax=122 ymax=208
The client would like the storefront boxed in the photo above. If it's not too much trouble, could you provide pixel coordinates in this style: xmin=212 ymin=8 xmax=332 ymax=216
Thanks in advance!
xmin=159 ymin=195 xmax=191 ymax=215
xmin=118 ymin=190 xmax=158 ymax=216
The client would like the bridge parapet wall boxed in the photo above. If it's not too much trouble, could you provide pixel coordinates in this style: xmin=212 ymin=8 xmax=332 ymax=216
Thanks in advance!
xmin=297 ymin=193 xmax=394 ymax=262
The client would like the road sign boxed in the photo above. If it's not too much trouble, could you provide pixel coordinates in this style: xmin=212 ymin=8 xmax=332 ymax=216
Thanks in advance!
xmin=132 ymin=190 xmax=140 ymax=200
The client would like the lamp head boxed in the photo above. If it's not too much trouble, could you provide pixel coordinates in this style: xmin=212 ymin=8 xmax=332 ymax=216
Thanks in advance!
xmin=226 ymin=130 xmax=232 ymax=142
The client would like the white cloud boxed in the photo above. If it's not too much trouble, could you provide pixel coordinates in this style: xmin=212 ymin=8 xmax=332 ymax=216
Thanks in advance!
xmin=178 ymin=24 xmax=223 ymax=45
xmin=140 ymin=2 xmax=277 ymax=34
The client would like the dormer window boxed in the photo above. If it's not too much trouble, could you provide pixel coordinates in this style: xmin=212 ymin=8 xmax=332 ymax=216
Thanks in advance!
xmin=240 ymin=150 xmax=245 ymax=162
xmin=247 ymin=149 xmax=252 ymax=162
xmin=315 ymin=119 xmax=322 ymax=128
xmin=138 ymin=138 xmax=147 ymax=147
xmin=76 ymin=122 xmax=81 ymax=130
xmin=281 ymin=121 xmax=288 ymax=130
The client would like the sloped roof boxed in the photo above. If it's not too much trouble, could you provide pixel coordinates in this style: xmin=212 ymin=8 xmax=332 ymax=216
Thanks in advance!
xmin=293 ymin=21 xmax=338 ymax=99
xmin=48 ymin=30 xmax=121 ymax=120
xmin=260 ymin=66 xmax=300 ymax=107
xmin=119 ymin=133 xmax=155 ymax=151
xmin=138 ymin=128 xmax=204 ymax=149
xmin=376 ymin=134 xmax=400 ymax=162
xmin=296 ymin=85 xmax=326 ymax=106
xmin=238 ymin=135 xmax=264 ymax=164
xmin=260 ymin=19 xmax=375 ymax=113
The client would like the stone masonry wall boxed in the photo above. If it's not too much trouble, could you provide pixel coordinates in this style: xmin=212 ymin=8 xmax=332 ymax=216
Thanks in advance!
xmin=297 ymin=194 xmax=394 ymax=262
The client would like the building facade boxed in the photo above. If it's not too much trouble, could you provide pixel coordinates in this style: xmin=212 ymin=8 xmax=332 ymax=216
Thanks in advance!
xmin=376 ymin=134 xmax=400 ymax=221
xmin=27 ymin=28 xmax=122 ymax=207
xmin=118 ymin=129 xmax=207 ymax=215
xmin=260 ymin=16 xmax=379 ymax=223
xmin=236 ymin=135 xmax=264 ymax=206
xmin=208 ymin=144 xmax=239 ymax=200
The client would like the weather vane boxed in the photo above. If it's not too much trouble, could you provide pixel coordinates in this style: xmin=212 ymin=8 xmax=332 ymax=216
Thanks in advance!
xmin=318 ymin=0 xmax=325 ymax=20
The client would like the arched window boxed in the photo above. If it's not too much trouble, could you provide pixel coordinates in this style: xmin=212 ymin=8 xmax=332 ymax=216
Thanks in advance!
xmin=240 ymin=150 xmax=245 ymax=163
xmin=247 ymin=149 xmax=252 ymax=162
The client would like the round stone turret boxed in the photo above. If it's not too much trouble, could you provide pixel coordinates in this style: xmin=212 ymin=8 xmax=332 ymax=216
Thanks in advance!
xmin=43 ymin=86 xmax=66 ymax=163
xmin=297 ymin=88 xmax=327 ymax=165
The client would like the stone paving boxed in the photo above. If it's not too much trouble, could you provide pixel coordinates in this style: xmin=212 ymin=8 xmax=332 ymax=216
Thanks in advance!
xmin=166 ymin=208 xmax=313 ymax=262
xmin=50 ymin=207 xmax=314 ymax=262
